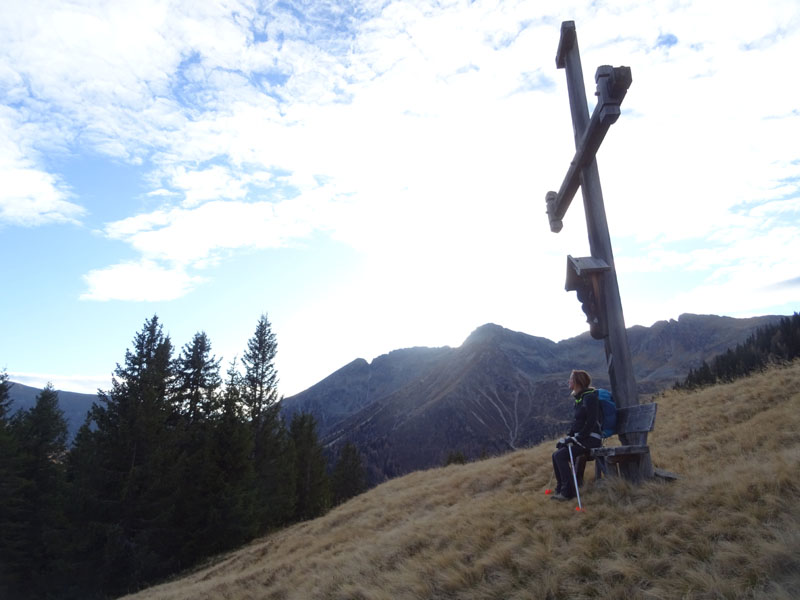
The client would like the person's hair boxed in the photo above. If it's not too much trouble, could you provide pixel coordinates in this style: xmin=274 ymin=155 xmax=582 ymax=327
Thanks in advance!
xmin=571 ymin=369 xmax=592 ymax=391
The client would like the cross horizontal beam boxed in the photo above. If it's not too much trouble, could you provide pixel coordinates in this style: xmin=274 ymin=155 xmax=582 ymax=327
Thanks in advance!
xmin=546 ymin=65 xmax=632 ymax=233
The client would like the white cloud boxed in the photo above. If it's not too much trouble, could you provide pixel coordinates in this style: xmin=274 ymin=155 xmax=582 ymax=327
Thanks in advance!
xmin=101 ymin=191 xmax=338 ymax=269
xmin=0 ymin=157 xmax=84 ymax=226
xmin=81 ymin=259 xmax=206 ymax=301
xmin=0 ymin=111 xmax=84 ymax=226
xmin=166 ymin=164 xmax=251 ymax=207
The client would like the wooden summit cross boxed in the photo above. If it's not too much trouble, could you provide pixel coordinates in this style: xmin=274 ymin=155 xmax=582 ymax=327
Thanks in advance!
xmin=545 ymin=21 xmax=653 ymax=481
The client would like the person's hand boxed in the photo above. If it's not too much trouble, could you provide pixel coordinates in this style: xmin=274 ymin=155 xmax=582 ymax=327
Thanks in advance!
xmin=556 ymin=437 xmax=566 ymax=448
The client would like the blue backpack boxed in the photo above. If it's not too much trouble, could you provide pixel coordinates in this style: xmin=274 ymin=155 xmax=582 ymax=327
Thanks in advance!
xmin=596 ymin=388 xmax=617 ymax=438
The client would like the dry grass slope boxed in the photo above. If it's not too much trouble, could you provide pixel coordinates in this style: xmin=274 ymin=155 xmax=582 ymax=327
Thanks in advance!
xmin=125 ymin=362 xmax=800 ymax=600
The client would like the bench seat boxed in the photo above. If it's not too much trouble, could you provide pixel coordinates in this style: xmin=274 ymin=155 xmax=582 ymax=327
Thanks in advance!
xmin=583 ymin=402 xmax=657 ymax=481
xmin=591 ymin=444 xmax=649 ymax=458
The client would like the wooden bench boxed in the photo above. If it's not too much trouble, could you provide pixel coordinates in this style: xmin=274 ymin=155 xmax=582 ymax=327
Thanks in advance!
xmin=581 ymin=402 xmax=658 ymax=483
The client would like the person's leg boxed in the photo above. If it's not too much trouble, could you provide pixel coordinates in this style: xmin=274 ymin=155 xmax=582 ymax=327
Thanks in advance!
xmin=553 ymin=447 xmax=575 ymax=498
xmin=552 ymin=450 xmax=564 ymax=494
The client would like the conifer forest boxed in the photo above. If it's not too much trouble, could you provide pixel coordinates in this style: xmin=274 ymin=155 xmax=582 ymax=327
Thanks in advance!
xmin=675 ymin=313 xmax=800 ymax=389
xmin=0 ymin=315 xmax=366 ymax=599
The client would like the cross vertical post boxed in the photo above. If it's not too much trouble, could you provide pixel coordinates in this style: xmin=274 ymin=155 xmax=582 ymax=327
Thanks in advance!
xmin=546 ymin=21 xmax=652 ymax=481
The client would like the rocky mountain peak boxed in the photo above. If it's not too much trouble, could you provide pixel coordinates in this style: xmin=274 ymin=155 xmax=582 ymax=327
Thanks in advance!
xmin=463 ymin=323 xmax=508 ymax=346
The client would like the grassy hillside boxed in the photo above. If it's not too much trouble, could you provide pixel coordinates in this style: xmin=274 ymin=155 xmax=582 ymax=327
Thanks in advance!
xmin=124 ymin=362 xmax=800 ymax=600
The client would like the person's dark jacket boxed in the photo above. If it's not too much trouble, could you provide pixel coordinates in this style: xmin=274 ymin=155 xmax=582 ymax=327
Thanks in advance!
xmin=568 ymin=387 xmax=602 ymax=446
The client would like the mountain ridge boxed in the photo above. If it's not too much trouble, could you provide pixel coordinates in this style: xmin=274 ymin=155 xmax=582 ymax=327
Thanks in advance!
xmin=281 ymin=313 xmax=783 ymax=483
xmin=8 ymin=313 xmax=782 ymax=461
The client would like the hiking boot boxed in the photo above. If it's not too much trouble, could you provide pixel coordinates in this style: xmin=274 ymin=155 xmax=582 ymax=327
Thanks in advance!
xmin=549 ymin=492 xmax=570 ymax=501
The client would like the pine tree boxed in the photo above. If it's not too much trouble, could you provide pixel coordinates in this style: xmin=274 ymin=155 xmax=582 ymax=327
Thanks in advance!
xmin=7 ymin=384 xmax=70 ymax=598
xmin=200 ymin=360 xmax=259 ymax=552
xmin=170 ymin=334 xmax=252 ymax=568
xmin=331 ymin=441 xmax=367 ymax=505
xmin=0 ymin=370 xmax=27 ymax=597
xmin=68 ymin=315 xmax=179 ymax=596
xmin=173 ymin=331 xmax=222 ymax=423
xmin=240 ymin=315 xmax=294 ymax=530
xmin=789 ymin=313 xmax=800 ymax=359
xmin=241 ymin=314 xmax=279 ymax=422
xmin=0 ymin=369 xmax=11 ymax=421
xmin=290 ymin=412 xmax=331 ymax=521
xmin=252 ymin=401 xmax=296 ymax=530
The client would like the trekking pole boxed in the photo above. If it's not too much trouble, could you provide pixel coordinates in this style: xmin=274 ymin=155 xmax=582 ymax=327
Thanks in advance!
xmin=567 ymin=443 xmax=584 ymax=512
xmin=545 ymin=470 xmax=554 ymax=495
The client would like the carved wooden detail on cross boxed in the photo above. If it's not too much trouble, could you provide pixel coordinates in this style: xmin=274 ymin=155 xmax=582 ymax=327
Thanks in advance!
xmin=545 ymin=21 xmax=653 ymax=480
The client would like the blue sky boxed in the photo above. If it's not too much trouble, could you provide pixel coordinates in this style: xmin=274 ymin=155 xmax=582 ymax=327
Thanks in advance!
xmin=2 ymin=0 xmax=799 ymax=397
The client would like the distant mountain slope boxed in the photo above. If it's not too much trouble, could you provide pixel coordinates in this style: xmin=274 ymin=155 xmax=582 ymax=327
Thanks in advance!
xmin=6 ymin=382 xmax=96 ymax=442
xmin=122 ymin=361 xmax=800 ymax=600
xmin=316 ymin=325 xmax=570 ymax=482
xmin=280 ymin=346 xmax=452 ymax=438
xmin=9 ymin=314 xmax=780 ymax=462
xmin=281 ymin=314 xmax=782 ymax=484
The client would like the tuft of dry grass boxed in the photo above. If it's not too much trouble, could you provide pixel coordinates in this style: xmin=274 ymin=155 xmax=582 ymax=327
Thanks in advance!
xmin=124 ymin=362 xmax=800 ymax=600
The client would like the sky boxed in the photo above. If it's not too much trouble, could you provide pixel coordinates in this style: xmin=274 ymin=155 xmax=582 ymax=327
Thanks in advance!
xmin=1 ymin=0 xmax=799 ymax=398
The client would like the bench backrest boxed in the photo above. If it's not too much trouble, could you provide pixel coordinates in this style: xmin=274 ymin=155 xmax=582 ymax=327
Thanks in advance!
xmin=615 ymin=402 xmax=657 ymax=435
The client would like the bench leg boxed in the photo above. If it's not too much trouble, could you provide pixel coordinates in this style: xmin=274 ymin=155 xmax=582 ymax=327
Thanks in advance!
xmin=594 ymin=456 xmax=608 ymax=479
xmin=614 ymin=448 xmax=652 ymax=483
